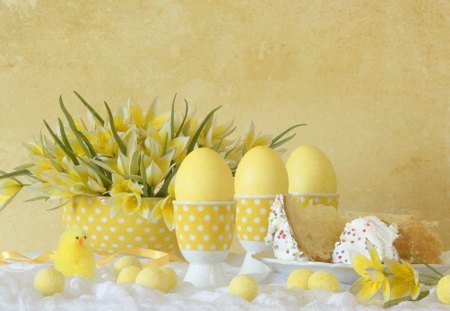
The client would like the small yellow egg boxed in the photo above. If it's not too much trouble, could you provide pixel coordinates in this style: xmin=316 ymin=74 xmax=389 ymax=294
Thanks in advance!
xmin=113 ymin=255 xmax=142 ymax=274
xmin=235 ymin=146 xmax=288 ymax=195
xmin=175 ymin=148 xmax=234 ymax=201
xmin=135 ymin=267 xmax=168 ymax=292
xmin=117 ymin=266 xmax=141 ymax=284
xmin=307 ymin=270 xmax=340 ymax=292
xmin=160 ymin=267 xmax=178 ymax=292
xmin=229 ymin=275 xmax=258 ymax=301
xmin=286 ymin=268 xmax=313 ymax=290
xmin=34 ymin=268 xmax=65 ymax=296
xmin=286 ymin=145 xmax=337 ymax=193
xmin=437 ymin=275 xmax=450 ymax=304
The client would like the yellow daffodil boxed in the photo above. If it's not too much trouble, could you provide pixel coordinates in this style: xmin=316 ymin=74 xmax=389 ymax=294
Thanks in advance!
xmin=350 ymin=240 xmax=390 ymax=302
xmin=109 ymin=175 xmax=143 ymax=215
xmin=385 ymin=259 xmax=421 ymax=300
xmin=0 ymin=178 xmax=23 ymax=210
xmin=148 ymin=179 xmax=175 ymax=230
xmin=242 ymin=121 xmax=272 ymax=153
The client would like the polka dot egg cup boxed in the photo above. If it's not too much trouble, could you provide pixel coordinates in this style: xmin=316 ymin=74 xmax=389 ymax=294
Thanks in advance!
xmin=173 ymin=200 xmax=236 ymax=289
xmin=235 ymin=195 xmax=275 ymax=276
xmin=62 ymin=196 xmax=178 ymax=254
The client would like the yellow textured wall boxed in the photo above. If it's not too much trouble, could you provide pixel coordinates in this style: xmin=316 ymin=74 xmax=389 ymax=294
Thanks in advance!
xmin=0 ymin=0 xmax=449 ymax=252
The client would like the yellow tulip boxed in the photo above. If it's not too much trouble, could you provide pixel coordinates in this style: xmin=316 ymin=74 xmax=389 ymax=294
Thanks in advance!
xmin=0 ymin=178 xmax=23 ymax=209
xmin=109 ymin=175 xmax=143 ymax=214
xmin=350 ymin=240 xmax=390 ymax=302
xmin=385 ymin=259 xmax=421 ymax=300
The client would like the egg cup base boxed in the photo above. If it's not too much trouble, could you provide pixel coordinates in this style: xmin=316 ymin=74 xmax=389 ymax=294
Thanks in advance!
xmin=238 ymin=240 xmax=272 ymax=276
xmin=182 ymin=251 xmax=228 ymax=289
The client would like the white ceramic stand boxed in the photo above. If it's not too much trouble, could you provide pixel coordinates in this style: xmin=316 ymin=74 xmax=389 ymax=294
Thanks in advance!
xmin=182 ymin=251 xmax=228 ymax=289
xmin=239 ymin=241 xmax=272 ymax=276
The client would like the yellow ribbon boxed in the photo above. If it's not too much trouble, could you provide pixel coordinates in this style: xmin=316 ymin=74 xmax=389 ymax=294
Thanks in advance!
xmin=0 ymin=248 xmax=184 ymax=268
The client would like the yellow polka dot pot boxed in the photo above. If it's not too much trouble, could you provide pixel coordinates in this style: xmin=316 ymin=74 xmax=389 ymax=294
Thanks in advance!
xmin=172 ymin=200 xmax=236 ymax=289
xmin=234 ymin=195 xmax=275 ymax=275
xmin=62 ymin=196 xmax=178 ymax=254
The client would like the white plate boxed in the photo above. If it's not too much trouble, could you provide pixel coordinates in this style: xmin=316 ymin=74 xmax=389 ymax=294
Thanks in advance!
xmin=252 ymin=250 xmax=449 ymax=285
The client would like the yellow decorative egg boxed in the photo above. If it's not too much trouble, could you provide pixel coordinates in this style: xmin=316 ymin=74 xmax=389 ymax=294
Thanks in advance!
xmin=286 ymin=268 xmax=313 ymax=290
xmin=307 ymin=270 xmax=340 ymax=292
xmin=117 ymin=266 xmax=141 ymax=284
xmin=160 ymin=267 xmax=178 ymax=292
xmin=286 ymin=145 xmax=337 ymax=193
xmin=135 ymin=267 xmax=168 ymax=292
xmin=229 ymin=275 xmax=258 ymax=301
xmin=34 ymin=268 xmax=65 ymax=296
xmin=437 ymin=275 xmax=450 ymax=304
xmin=175 ymin=148 xmax=234 ymax=201
xmin=113 ymin=255 xmax=142 ymax=274
xmin=235 ymin=146 xmax=288 ymax=195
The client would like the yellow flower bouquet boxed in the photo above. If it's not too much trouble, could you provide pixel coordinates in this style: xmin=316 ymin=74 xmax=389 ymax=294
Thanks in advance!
xmin=0 ymin=92 xmax=303 ymax=231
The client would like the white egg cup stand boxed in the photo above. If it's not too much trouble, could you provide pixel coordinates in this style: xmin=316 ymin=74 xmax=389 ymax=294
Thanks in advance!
xmin=239 ymin=240 xmax=272 ymax=277
xmin=182 ymin=251 xmax=228 ymax=289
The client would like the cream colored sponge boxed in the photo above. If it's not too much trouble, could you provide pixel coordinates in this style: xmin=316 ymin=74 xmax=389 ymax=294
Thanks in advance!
xmin=229 ymin=275 xmax=258 ymax=301
xmin=114 ymin=255 xmax=142 ymax=274
xmin=34 ymin=268 xmax=65 ymax=296
xmin=287 ymin=268 xmax=313 ymax=290
xmin=437 ymin=275 xmax=450 ymax=304
xmin=117 ymin=266 xmax=141 ymax=284
xmin=307 ymin=271 xmax=340 ymax=292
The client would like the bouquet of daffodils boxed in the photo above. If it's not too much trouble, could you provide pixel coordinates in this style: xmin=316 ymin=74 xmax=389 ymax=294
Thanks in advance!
xmin=0 ymin=92 xmax=303 ymax=223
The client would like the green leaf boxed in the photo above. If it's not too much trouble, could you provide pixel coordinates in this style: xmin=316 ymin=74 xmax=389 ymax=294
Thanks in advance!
xmin=271 ymin=123 xmax=307 ymax=145
xmin=170 ymin=93 xmax=177 ymax=139
xmin=13 ymin=163 xmax=34 ymax=171
xmin=24 ymin=196 xmax=49 ymax=202
xmin=186 ymin=105 xmax=222 ymax=153
xmin=0 ymin=169 xmax=31 ymax=179
xmin=175 ymin=99 xmax=189 ymax=137
xmin=383 ymin=290 xmax=429 ymax=308
xmin=162 ymin=132 xmax=168 ymax=155
xmin=43 ymin=119 xmax=80 ymax=165
xmin=140 ymin=153 xmax=149 ymax=197
xmin=270 ymin=133 xmax=296 ymax=149
xmin=46 ymin=199 xmax=71 ymax=211
xmin=58 ymin=118 xmax=80 ymax=165
xmin=73 ymin=90 xmax=105 ymax=126
xmin=104 ymin=101 xmax=127 ymax=155
xmin=59 ymin=96 xmax=97 ymax=158
xmin=77 ymin=157 xmax=112 ymax=187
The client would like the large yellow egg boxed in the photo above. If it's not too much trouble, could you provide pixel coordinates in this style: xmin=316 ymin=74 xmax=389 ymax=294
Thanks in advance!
xmin=286 ymin=145 xmax=337 ymax=193
xmin=235 ymin=146 xmax=288 ymax=195
xmin=175 ymin=148 xmax=234 ymax=201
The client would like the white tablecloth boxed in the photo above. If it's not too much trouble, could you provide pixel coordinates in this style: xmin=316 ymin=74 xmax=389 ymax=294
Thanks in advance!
xmin=1 ymin=253 xmax=450 ymax=311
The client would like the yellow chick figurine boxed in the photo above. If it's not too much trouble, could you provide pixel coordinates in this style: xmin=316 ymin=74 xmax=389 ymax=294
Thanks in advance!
xmin=51 ymin=227 xmax=96 ymax=279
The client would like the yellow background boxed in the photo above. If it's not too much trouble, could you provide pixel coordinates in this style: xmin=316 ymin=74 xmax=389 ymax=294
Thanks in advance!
xmin=0 ymin=1 xmax=449 ymax=252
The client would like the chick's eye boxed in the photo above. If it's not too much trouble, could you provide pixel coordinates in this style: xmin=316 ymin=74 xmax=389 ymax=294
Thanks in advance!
xmin=76 ymin=236 xmax=79 ymax=240
xmin=84 ymin=236 xmax=87 ymax=239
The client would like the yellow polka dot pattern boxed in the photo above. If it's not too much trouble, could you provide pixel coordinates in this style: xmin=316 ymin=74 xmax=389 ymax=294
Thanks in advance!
xmin=62 ymin=196 xmax=178 ymax=254
xmin=290 ymin=193 xmax=339 ymax=209
xmin=173 ymin=202 xmax=236 ymax=251
xmin=235 ymin=197 xmax=274 ymax=242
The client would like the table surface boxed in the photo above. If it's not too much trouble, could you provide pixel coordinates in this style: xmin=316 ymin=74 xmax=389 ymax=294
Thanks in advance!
xmin=1 ymin=252 xmax=450 ymax=311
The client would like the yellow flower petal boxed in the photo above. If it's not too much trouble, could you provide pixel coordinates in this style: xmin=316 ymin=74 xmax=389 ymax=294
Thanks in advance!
xmin=351 ymin=277 xmax=383 ymax=301
xmin=351 ymin=253 xmax=374 ymax=277
xmin=382 ymin=277 xmax=391 ymax=302
xmin=162 ymin=203 xmax=175 ymax=231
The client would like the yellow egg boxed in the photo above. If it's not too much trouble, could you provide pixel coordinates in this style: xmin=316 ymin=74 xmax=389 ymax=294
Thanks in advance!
xmin=286 ymin=268 xmax=313 ymax=290
xmin=113 ymin=255 xmax=142 ymax=274
xmin=229 ymin=275 xmax=258 ymax=301
xmin=235 ymin=146 xmax=288 ymax=195
xmin=135 ymin=267 xmax=168 ymax=292
xmin=117 ymin=266 xmax=141 ymax=284
xmin=437 ymin=275 xmax=450 ymax=304
xmin=175 ymin=148 xmax=234 ymax=201
xmin=286 ymin=145 xmax=337 ymax=193
xmin=160 ymin=267 xmax=178 ymax=292
xmin=34 ymin=268 xmax=65 ymax=296
xmin=307 ymin=270 xmax=340 ymax=292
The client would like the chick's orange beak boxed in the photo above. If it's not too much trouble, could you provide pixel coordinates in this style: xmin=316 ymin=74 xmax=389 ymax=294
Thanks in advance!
xmin=79 ymin=237 xmax=86 ymax=246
